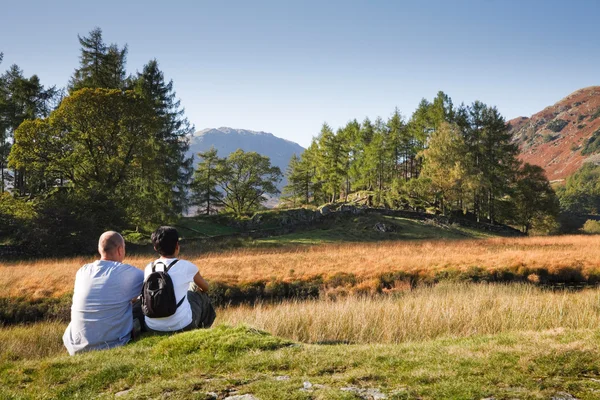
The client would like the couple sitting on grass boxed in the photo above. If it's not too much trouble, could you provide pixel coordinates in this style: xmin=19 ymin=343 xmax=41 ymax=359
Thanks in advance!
xmin=62 ymin=226 xmax=216 ymax=356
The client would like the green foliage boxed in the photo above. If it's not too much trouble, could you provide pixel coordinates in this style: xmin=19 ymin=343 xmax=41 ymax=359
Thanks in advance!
xmin=192 ymin=149 xmax=282 ymax=216
xmin=191 ymin=147 xmax=223 ymax=215
xmin=543 ymin=133 xmax=558 ymax=143
xmin=69 ymin=27 xmax=128 ymax=91
xmin=546 ymin=119 xmax=568 ymax=133
xmin=509 ymin=163 xmax=560 ymax=234
xmin=282 ymin=92 xmax=539 ymax=228
xmin=557 ymin=163 xmax=600 ymax=214
xmin=580 ymin=129 xmax=600 ymax=155
xmin=582 ymin=219 xmax=600 ymax=234
xmin=134 ymin=59 xmax=194 ymax=217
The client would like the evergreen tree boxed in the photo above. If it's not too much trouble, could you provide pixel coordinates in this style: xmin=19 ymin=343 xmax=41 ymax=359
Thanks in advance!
xmin=0 ymin=64 xmax=58 ymax=194
xmin=69 ymin=27 xmax=128 ymax=91
xmin=135 ymin=59 xmax=194 ymax=217
xmin=317 ymin=123 xmax=345 ymax=202
xmin=512 ymin=163 xmax=559 ymax=234
xmin=191 ymin=147 xmax=222 ymax=215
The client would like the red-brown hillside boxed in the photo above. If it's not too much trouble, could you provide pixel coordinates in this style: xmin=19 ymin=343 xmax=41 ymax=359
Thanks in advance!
xmin=510 ymin=86 xmax=600 ymax=182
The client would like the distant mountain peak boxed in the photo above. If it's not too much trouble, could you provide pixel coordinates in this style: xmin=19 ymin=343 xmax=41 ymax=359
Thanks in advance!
xmin=187 ymin=127 xmax=305 ymax=191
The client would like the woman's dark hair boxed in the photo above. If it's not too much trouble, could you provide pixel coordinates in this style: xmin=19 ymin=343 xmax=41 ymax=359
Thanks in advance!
xmin=151 ymin=226 xmax=179 ymax=256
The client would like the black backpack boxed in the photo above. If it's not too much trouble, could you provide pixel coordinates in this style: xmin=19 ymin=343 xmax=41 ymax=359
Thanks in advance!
xmin=141 ymin=259 xmax=185 ymax=318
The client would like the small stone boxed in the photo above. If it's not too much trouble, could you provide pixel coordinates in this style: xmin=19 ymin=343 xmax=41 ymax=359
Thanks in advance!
xmin=224 ymin=395 xmax=259 ymax=400
xmin=275 ymin=375 xmax=290 ymax=381
xmin=206 ymin=393 xmax=218 ymax=400
xmin=115 ymin=389 xmax=132 ymax=397
xmin=303 ymin=381 xmax=313 ymax=389
xmin=551 ymin=393 xmax=579 ymax=400
xmin=341 ymin=386 xmax=387 ymax=399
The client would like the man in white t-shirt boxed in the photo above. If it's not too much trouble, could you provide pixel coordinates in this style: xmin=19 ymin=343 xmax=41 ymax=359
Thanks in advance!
xmin=143 ymin=226 xmax=216 ymax=332
xmin=63 ymin=231 xmax=144 ymax=355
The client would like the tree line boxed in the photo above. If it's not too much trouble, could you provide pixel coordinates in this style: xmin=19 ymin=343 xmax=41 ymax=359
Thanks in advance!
xmin=0 ymin=28 xmax=194 ymax=254
xmin=283 ymin=92 xmax=559 ymax=234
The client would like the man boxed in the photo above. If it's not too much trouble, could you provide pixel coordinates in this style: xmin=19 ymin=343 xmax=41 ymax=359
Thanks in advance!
xmin=144 ymin=226 xmax=216 ymax=332
xmin=63 ymin=231 xmax=144 ymax=355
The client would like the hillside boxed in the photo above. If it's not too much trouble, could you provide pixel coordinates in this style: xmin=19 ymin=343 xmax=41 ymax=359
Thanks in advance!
xmin=187 ymin=127 xmax=305 ymax=190
xmin=510 ymin=86 xmax=600 ymax=182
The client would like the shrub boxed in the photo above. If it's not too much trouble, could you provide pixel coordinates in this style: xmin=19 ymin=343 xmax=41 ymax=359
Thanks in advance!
xmin=581 ymin=129 xmax=600 ymax=155
xmin=546 ymin=119 xmax=569 ymax=133
xmin=590 ymin=107 xmax=600 ymax=121
xmin=543 ymin=133 xmax=558 ymax=143
xmin=577 ymin=124 xmax=586 ymax=130
xmin=582 ymin=219 xmax=600 ymax=234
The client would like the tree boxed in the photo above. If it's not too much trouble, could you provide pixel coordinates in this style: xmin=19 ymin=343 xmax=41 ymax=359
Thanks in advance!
xmin=317 ymin=123 xmax=345 ymax=202
xmin=135 ymin=59 xmax=194 ymax=216
xmin=191 ymin=147 xmax=222 ymax=215
xmin=420 ymin=122 xmax=469 ymax=215
xmin=0 ymin=64 xmax=58 ymax=194
xmin=8 ymin=88 xmax=162 ymax=229
xmin=512 ymin=163 xmax=559 ymax=234
xmin=69 ymin=27 xmax=128 ymax=91
xmin=215 ymin=150 xmax=282 ymax=216
xmin=557 ymin=163 xmax=600 ymax=214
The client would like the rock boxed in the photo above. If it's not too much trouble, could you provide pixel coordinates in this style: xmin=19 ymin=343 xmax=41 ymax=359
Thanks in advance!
xmin=303 ymin=381 xmax=313 ymax=389
xmin=275 ymin=375 xmax=290 ymax=381
xmin=205 ymin=393 xmax=218 ymax=399
xmin=341 ymin=386 xmax=387 ymax=399
xmin=224 ymin=395 xmax=259 ymax=400
xmin=374 ymin=222 xmax=394 ymax=233
xmin=115 ymin=389 xmax=132 ymax=397
xmin=318 ymin=204 xmax=332 ymax=216
xmin=551 ymin=393 xmax=579 ymax=400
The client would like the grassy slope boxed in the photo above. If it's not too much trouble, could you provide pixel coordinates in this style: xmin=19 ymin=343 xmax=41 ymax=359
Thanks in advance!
xmin=2 ymin=324 xmax=600 ymax=400
xmin=178 ymin=212 xmax=504 ymax=248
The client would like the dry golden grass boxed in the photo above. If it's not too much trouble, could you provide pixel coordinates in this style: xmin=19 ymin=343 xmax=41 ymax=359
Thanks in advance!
xmin=218 ymin=283 xmax=600 ymax=344
xmin=3 ymin=235 xmax=600 ymax=299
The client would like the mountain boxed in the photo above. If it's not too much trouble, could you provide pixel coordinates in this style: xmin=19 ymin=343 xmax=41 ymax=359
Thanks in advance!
xmin=510 ymin=86 xmax=600 ymax=182
xmin=187 ymin=127 xmax=305 ymax=191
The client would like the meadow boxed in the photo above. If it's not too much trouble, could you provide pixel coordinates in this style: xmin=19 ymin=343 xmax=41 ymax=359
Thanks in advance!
xmin=3 ymin=284 xmax=600 ymax=399
xmin=3 ymin=235 xmax=600 ymax=398
xmin=2 ymin=235 xmax=600 ymax=300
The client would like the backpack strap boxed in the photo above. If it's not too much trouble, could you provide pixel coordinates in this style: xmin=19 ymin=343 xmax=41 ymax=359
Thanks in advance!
xmin=152 ymin=259 xmax=178 ymax=273
xmin=164 ymin=259 xmax=179 ymax=273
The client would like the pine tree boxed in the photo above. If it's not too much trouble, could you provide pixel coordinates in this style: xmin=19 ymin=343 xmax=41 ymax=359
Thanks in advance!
xmin=69 ymin=28 xmax=128 ymax=91
xmin=0 ymin=64 xmax=58 ymax=194
xmin=135 ymin=59 xmax=194 ymax=217
xmin=317 ymin=123 xmax=345 ymax=202
xmin=191 ymin=147 xmax=222 ymax=215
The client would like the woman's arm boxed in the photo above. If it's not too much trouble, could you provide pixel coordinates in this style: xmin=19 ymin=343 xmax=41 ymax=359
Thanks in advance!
xmin=193 ymin=272 xmax=209 ymax=292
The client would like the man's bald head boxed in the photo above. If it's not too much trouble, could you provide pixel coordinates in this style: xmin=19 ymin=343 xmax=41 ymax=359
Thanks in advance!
xmin=98 ymin=231 xmax=125 ymax=262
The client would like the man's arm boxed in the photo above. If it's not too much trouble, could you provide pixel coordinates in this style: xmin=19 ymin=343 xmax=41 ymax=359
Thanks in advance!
xmin=193 ymin=272 xmax=209 ymax=292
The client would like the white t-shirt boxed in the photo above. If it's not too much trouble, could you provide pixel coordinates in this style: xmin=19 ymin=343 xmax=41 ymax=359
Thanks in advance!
xmin=143 ymin=258 xmax=198 ymax=331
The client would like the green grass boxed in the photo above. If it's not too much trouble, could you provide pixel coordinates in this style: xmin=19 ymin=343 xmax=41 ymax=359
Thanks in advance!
xmin=176 ymin=216 xmax=240 ymax=238
xmin=2 ymin=324 xmax=600 ymax=399
xmin=254 ymin=214 xmax=501 ymax=247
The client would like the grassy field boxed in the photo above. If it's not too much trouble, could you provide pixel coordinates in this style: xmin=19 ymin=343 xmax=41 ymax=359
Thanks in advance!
xmin=3 ymin=284 xmax=600 ymax=399
xmin=2 ymin=235 xmax=600 ymax=300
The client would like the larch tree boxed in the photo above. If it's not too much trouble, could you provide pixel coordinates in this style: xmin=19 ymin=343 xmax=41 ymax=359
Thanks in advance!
xmin=191 ymin=147 xmax=222 ymax=215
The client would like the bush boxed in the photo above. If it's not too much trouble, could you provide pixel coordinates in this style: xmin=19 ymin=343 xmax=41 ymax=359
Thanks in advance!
xmin=582 ymin=219 xmax=600 ymax=234
xmin=543 ymin=133 xmax=558 ymax=143
xmin=581 ymin=129 xmax=600 ymax=155
xmin=546 ymin=119 xmax=569 ymax=133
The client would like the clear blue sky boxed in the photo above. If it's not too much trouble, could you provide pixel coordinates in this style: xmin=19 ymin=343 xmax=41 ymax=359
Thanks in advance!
xmin=1 ymin=0 xmax=598 ymax=147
